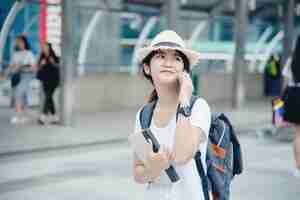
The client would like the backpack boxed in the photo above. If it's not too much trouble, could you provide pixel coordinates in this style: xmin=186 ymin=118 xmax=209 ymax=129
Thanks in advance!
xmin=139 ymin=96 xmax=243 ymax=200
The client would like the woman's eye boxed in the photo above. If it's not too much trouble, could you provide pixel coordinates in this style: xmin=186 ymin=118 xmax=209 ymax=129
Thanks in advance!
xmin=176 ymin=56 xmax=183 ymax=62
xmin=156 ymin=54 xmax=165 ymax=59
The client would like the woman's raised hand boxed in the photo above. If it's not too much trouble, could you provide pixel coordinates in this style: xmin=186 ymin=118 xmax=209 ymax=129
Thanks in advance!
xmin=178 ymin=71 xmax=193 ymax=105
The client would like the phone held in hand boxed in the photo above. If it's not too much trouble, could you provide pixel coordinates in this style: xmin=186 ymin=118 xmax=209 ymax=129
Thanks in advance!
xmin=128 ymin=129 xmax=152 ymax=163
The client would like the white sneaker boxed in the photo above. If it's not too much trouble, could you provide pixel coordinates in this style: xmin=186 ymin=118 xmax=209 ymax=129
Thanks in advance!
xmin=49 ymin=115 xmax=60 ymax=124
xmin=10 ymin=116 xmax=26 ymax=124
xmin=293 ymin=168 xmax=300 ymax=178
xmin=10 ymin=116 xmax=19 ymax=124
xmin=38 ymin=115 xmax=47 ymax=125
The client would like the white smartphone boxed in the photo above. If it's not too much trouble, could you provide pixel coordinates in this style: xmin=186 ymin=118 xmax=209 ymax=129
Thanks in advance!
xmin=128 ymin=129 xmax=153 ymax=162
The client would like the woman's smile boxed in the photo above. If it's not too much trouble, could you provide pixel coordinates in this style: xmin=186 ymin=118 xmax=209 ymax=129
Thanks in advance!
xmin=160 ymin=70 xmax=175 ymax=74
xmin=160 ymin=67 xmax=177 ymax=74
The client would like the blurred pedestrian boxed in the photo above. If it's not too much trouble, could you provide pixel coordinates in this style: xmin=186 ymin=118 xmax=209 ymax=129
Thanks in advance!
xmin=36 ymin=42 xmax=60 ymax=125
xmin=282 ymin=36 xmax=300 ymax=177
xmin=131 ymin=30 xmax=211 ymax=200
xmin=264 ymin=54 xmax=282 ymax=97
xmin=6 ymin=35 xmax=36 ymax=124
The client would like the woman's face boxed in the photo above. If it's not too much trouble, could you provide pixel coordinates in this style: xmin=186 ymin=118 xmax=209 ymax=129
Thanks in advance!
xmin=42 ymin=43 xmax=50 ymax=55
xmin=16 ymin=38 xmax=25 ymax=50
xmin=144 ymin=49 xmax=185 ymax=85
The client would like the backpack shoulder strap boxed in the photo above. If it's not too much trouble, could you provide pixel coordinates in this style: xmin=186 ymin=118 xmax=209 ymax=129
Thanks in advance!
xmin=190 ymin=96 xmax=210 ymax=200
xmin=190 ymin=95 xmax=199 ymax=107
xmin=141 ymin=96 xmax=199 ymax=127
xmin=195 ymin=151 xmax=210 ymax=200
xmin=139 ymin=101 xmax=157 ymax=130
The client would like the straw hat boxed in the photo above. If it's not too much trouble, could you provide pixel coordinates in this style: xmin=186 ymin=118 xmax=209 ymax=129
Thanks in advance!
xmin=137 ymin=30 xmax=201 ymax=67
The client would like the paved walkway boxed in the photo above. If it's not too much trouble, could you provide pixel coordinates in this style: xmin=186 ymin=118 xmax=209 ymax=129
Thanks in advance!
xmin=0 ymin=98 xmax=274 ymax=155
xmin=1 ymin=135 xmax=299 ymax=200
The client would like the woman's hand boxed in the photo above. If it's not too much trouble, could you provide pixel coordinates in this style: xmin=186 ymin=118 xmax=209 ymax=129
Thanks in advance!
xmin=144 ymin=146 xmax=175 ymax=180
xmin=41 ymin=59 xmax=46 ymax=66
xmin=178 ymin=71 xmax=193 ymax=105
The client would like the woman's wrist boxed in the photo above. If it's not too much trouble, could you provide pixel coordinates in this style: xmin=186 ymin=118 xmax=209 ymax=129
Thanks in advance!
xmin=179 ymin=96 xmax=191 ymax=107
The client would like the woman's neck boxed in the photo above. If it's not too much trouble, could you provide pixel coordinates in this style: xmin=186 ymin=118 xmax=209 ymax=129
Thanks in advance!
xmin=155 ymin=84 xmax=179 ymax=109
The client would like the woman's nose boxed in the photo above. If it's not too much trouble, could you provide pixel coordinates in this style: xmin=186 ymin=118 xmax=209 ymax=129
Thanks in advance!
xmin=162 ymin=57 xmax=173 ymax=67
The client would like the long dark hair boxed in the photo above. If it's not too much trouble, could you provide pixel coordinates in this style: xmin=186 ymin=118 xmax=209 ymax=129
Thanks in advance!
xmin=291 ymin=36 xmax=300 ymax=83
xmin=141 ymin=50 xmax=191 ymax=103
xmin=15 ymin=35 xmax=31 ymax=51
xmin=38 ymin=42 xmax=59 ymax=67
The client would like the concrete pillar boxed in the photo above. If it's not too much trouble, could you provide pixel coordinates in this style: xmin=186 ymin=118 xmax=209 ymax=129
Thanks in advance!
xmin=60 ymin=0 xmax=75 ymax=126
xmin=232 ymin=0 xmax=248 ymax=109
xmin=165 ymin=0 xmax=179 ymax=31
xmin=282 ymin=0 xmax=295 ymax=67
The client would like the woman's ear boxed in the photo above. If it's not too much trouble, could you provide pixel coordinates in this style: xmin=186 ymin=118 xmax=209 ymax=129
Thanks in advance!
xmin=143 ymin=63 xmax=151 ymax=75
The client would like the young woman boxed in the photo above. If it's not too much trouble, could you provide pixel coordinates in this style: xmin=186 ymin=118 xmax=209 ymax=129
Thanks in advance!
xmin=132 ymin=30 xmax=211 ymax=200
xmin=282 ymin=36 xmax=300 ymax=177
xmin=37 ymin=42 xmax=60 ymax=124
xmin=8 ymin=35 xmax=36 ymax=124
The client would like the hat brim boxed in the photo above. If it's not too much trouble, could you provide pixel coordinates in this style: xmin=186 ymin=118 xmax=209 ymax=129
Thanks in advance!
xmin=137 ymin=46 xmax=201 ymax=68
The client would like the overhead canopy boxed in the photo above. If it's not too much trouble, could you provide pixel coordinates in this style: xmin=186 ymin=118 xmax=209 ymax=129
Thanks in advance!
xmin=123 ymin=0 xmax=300 ymax=18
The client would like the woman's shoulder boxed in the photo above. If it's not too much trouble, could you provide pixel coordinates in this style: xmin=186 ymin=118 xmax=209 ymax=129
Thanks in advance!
xmin=191 ymin=96 xmax=211 ymax=119
xmin=135 ymin=107 xmax=143 ymax=121
xmin=193 ymin=96 xmax=210 ymax=110
xmin=134 ymin=102 xmax=156 ymax=125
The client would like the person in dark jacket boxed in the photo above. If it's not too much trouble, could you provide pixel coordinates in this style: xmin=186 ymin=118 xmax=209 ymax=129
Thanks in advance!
xmin=282 ymin=36 xmax=300 ymax=177
xmin=37 ymin=42 xmax=60 ymax=124
xmin=264 ymin=54 xmax=282 ymax=97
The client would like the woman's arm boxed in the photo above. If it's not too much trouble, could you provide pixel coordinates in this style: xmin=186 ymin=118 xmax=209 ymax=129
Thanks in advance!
xmin=174 ymin=72 xmax=209 ymax=165
xmin=174 ymin=116 xmax=206 ymax=165
xmin=6 ymin=63 xmax=16 ymax=75
xmin=7 ymin=54 xmax=18 ymax=75
xmin=133 ymin=147 xmax=173 ymax=184
xmin=281 ymin=57 xmax=292 ymax=94
xmin=282 ymin=77 xmax=289 ymax=94
xmin=133 ymin=155 xmax=153 ymax=184
xmin=29 ymin=52 xmax=38 ymax=72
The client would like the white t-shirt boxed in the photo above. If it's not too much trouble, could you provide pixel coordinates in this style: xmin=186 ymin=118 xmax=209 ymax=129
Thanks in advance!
xmin=282 ymin=57 xmax=300 ymax=87
xmin=10 ymin=50 xmax=35 ymax=70
xmin=134 ymin=98 xmax=211 ymax=200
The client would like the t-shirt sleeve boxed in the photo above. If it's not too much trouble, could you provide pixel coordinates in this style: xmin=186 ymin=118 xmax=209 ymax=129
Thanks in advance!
xmin=132 ymin=109 xmax=143 ymax=160
xmin=134 ymin=109 xmax=142 ymax=134
xmin=190 ymin=98 xmax=211 ymax=144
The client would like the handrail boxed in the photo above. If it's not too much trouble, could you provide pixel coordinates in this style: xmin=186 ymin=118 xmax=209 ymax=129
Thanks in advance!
xmin=258 ymin=30 xmax=284 ymax=73
xmin=77 ymin=11 xmax=103 ymax=76
xmin=0 ymin=0 xmax=26 ymax=72
xmin=249 ymin=26 xmax=273 ymax=72
xmin=131 ymin=16 xmax=158 ymax=75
